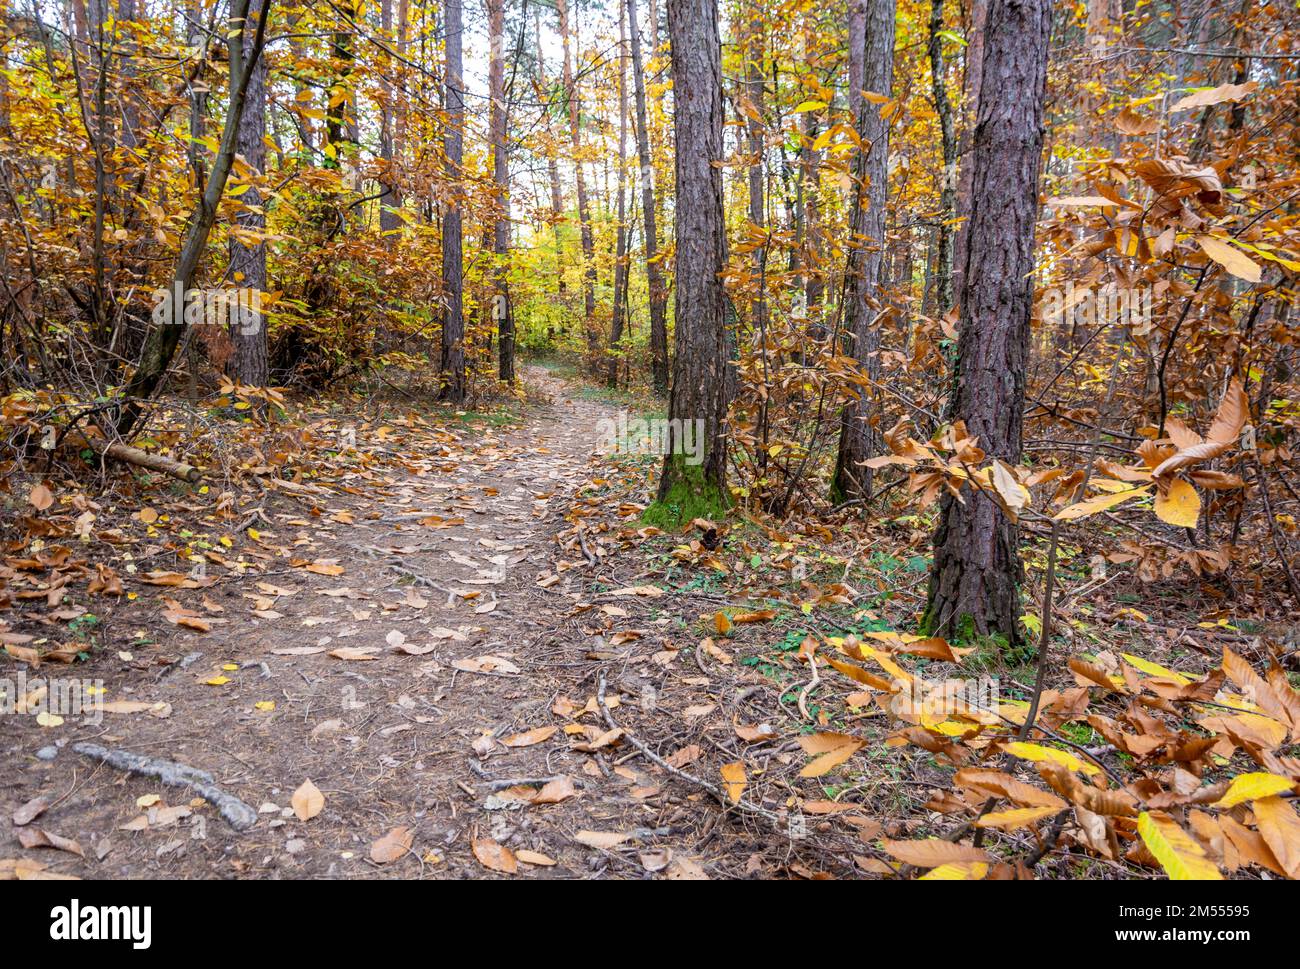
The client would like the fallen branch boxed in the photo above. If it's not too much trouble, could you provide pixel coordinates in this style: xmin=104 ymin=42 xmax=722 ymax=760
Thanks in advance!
xmin=71 ymin=432 xmax=201 ymax=482
xmin=72 ymin=742 xmax=256 ymax=830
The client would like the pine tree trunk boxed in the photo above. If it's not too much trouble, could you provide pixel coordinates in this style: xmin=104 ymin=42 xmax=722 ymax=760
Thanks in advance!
xmin=656 ymin=0 xmax=730 ymax=505
xmin=627 ymin=0 xmax=669 ymax=394
xmin=534 ymin=8 xmax=567 ymax=311
xmin=608 ymin=4 xmax=630 ymax=387
xmin=228 ymin=0 xmax=268 ymax=388
xmin=833 ymin=0 xmax=895 ymax=501
xmin=488 ymin=0 xmax=513 ymax=382
xmin=439 ymin=0 xmax=466 ymax=403
xmin=378 ymin=0 xmax=401 ymax=243
xmin=927 ymin=0 xmax=957 ymax=319
xmin=557 ymin=0 xmax=597 ymax=357
xmin=922 ymin=0 xmax=1052 ymax=643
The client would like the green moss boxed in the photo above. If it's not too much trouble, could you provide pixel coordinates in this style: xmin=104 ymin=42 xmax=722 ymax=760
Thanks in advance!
xmin=642 ymin=460 xmax=729 ymax=529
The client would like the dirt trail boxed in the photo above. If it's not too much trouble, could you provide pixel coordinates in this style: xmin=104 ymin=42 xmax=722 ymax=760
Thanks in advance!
xmin=4 ymin=366 xmax=728 ymax=879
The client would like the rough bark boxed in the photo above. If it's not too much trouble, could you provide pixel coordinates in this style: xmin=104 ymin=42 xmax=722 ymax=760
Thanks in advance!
xmin=832 ymin=0 xmax=895 ymax=500
xmin=534 ymin=8 xmax=567 ymax=306
xmin=608 ymin=4 xmax=630 ymax=387
xmin=952 ymin=0 xmax=987 ymax=296
xmin=557 ymin=0 xmax=597 ymax=356
xmin=116 ymin=0 xmax=269 ymax=434
xmin=378 ymin=0 xmax=402 ymax=243
xmin=927 ymin=0 xmax=957 ymax=319
xmin=923 ymin=0 xmax=1052 ymax=643
xmin=228 ymin=0 xmax=268 ymax=387
xmin=628 ymin=0 xmax=669 ymax=395
xmin=656 ymin=0 xmax=730 ymax=502
xmin=487 ymin=0 xmax=513 ymax=382
xmin=743 ymin=10 xmax=767 ymax=333
xmin=439 ymin=0 xmax=466 ymax=403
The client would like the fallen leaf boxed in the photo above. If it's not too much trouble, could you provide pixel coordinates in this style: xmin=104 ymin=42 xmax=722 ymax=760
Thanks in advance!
xmin=472 ymin=837 xmax=517 ymax=873
xmin=291 ymin=779 xmax=325 ymax=821
xmin=370 ymin=826 xmax=414 ymax=864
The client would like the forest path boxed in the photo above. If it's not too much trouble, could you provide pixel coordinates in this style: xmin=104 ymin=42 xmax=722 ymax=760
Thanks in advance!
xmin=5 ymin=365 xmax=728 ymax=879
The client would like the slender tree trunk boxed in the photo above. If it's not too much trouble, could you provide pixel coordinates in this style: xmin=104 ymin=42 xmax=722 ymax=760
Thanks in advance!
xmin=922 ymin=0 xmax=1052 ymax=643
xmin=487 ymin=0 xmax=513 ymax=382
xmin=534 ymin=8 xmax=567 ymax=310
xmin=557 ymin=0 xmax=597 ymax=357
xmin=833 ymin=0 xmax=895 ymax=500
xmin=928 ymin=0 xmax=957 ymax=318
xmin=116 ymin=0 xmax=270 ymax=434
xmin=228 ymin=0 xmax=269 ymax=387
xmin=628 ymin=0 xmax=668 ymax=394
xmin=655 ymin=0 xmax=730 ymax=506
xmin=743 ymin=10 xmax=766 ymax=333
xmin=326 ymin=1 xmax=357 ymax=178
xmin=439 ymin=0 xmax=466 ymax=402
xmin=379 ymin=0 xmax=401 ymax=243
xmin=952 ymin=0 xmax=987 ymax=296
xmin=608 ymin=4 xmax=630 ymax=387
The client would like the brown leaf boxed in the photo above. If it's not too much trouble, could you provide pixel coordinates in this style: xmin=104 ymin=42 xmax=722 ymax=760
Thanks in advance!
xmin=291 ymin=779 xmax=325 ymax=821
xmin=28 ymin=484 xmax=54 ymax=511
xmin=16 ymin=827 xmax=84 ymax=857
xmin=516 ymin=849 xmax=556 ymax=867
xmin=370 ymin=826 xmax=414 ymax=864
xmin=1253 ymin=795 xmax=1300 ymax=879
xmin=472 ymin=837 xmax=518 ymax=873
xmin=502 ymin=725 xmax=557 ymax=748
xmin=879 ymin=837 xmax=989 ymax=868
xmin=13 ymin=796 xmax=50 ymax=826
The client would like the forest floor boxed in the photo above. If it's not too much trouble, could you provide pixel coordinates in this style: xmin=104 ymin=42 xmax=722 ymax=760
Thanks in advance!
xmin=1 ymin=365 xmax=881 ymax=879
xmin=3 ymin=365 xmax=1287 ymax=880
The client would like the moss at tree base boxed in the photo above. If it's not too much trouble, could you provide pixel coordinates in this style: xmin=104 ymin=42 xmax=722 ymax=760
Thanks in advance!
xmin=643 ymin=461 xmax=729 ymax=529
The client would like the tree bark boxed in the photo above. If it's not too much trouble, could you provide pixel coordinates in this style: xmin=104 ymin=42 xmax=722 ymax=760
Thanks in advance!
xmin=832 ymin=0 xmax=895 ymax=500
xmin=378 ymin=0 xmax=402 ymax=243
xmin=922 ymin=0 xmax=1052 ymax=643
xmin=534 ymin=8 xmax=567 ymax=310
xmin=952 ymin=0 xmax=987 ymax=297
xmin=927 ymin=0 xmax=957 ymax=319
xmin=607 ymin=3 xmax=630 ymax=387
xmin=627 ymin=0 xmax=669 ymax=394
xmin=487 ymin=0 xmax=513 ymax=382
xmin=655 ymin=0 xmax=730 ymax=505
xmin=743 ymin=10 xmax=767 ymax=333
xmin=228 ymin=0 xmax=269 ymax=387
xmin=439 ymin=0 xmax=466 ymax=402
xmin=116 ymin=0 xmax=270 ymax=434
xmin=557 ymin=0 xmax=597 ymax=357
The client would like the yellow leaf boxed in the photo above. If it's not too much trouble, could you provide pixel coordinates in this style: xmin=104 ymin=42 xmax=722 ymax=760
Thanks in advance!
xmin=1002 ymin=741 xmax=1100 ymax=775
xmin=792 ymin=100 xmax=827 ymax=113
xmin=975 ymin=806 xmax=1059 ymax=830
xmin=1121 ymin=653 xmax=1192 ymax=685
xmin=919 ymin=862 xmax=989 ymax=880
xmin=1138 ymin=811 xmax=1223 ymax=880
xmin=1155 ymin=478 xmax=1200 ymax=528
xmin=1213 ymin=772 xmax=1295 ymax=808
xmin=1197 ymin=235 xmax=1262 ymax=283
xmin=720 ymin=762 xmax=747 ymax=803
xmin=1054 ymin=486 xmax=1150 ymax=521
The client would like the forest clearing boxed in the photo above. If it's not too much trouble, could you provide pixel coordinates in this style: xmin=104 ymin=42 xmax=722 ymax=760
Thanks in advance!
xmin=0 ymin=0 xmax=1298 ymax=911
